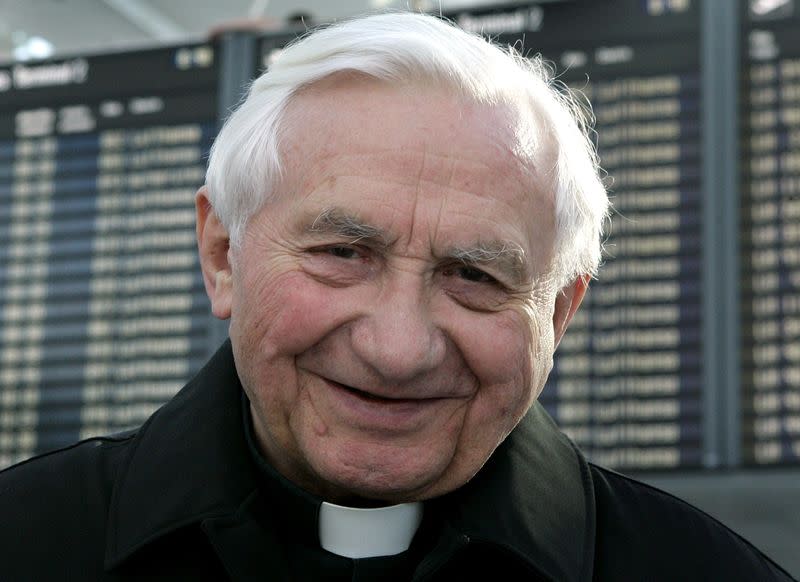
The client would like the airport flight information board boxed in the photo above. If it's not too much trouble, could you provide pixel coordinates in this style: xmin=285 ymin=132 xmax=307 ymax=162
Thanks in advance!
xmin=0 ymin=45 xmax=217 ymax=468
xmin=741 ymin=1 xmax=800 ymax=466
xmin=3 ymin=1 xmax=797 ymax=473
xmin=445 ymin=0 xmax=703 ymax=469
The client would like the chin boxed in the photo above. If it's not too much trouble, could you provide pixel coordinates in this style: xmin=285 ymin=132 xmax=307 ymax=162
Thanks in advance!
xmin=310 ymin=441 xmax=457 ymax=504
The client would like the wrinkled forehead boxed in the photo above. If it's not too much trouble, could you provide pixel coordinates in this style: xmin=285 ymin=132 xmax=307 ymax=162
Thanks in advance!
xmin=279 ymin=73 xmax=556 ymax=196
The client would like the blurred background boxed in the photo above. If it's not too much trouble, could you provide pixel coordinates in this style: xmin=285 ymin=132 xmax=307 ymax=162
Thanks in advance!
xmin=0 ymin=0 xmax=423 ymax=61
xmin=0 ymin=0 xmax=798 ymax=577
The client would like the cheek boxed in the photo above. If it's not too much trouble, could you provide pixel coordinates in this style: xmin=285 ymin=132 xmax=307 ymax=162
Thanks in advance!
xmin=440 ymin=312 xmax=541 ymax=483
xmin=234 ymin=269 xmax=345 ymax=357
xmin=455 ymin=308 xmax=553 ymax=428
xmin=458 ymin=310 xmax=536 ymax=388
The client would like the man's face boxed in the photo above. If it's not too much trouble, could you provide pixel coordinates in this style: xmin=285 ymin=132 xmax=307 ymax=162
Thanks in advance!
xmin=198 ymin=77 xmax=584 ymax=504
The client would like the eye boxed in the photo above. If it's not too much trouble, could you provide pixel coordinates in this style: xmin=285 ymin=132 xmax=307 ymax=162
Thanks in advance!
xmin=443 ymin=264 xmax=498 ymax=284
xmin=319 ymin=245 xmax=363 ymax=259
xmin=439 ymin=263 xmax=509 ymax=311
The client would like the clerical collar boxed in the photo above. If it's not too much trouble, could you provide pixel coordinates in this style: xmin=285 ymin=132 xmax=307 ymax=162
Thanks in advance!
xmin=319 ymin=500 xmax=423 ymax=558
xmin=241 ymin=392 xmax=424 ymax=558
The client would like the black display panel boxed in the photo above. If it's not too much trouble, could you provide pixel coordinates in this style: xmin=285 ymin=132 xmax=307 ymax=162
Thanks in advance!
xmin=0 ymin=45 xmax=217 ymax=468
xmin=443 ymin=0 xmax=703 ymax=470
xmin=741 ymin=0 xmax=800 ymax=465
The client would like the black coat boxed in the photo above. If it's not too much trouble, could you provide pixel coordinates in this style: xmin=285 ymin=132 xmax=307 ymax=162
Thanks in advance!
xmin=0 ymin=342 xmax=795 ymax=581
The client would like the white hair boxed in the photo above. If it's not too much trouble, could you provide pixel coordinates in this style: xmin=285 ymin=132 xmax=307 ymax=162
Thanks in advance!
xmin=205 ymin=11 xmax=608 ymax=288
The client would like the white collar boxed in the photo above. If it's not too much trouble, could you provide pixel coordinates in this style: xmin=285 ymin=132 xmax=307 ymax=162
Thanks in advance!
xmin=318 ymin=501 xmax=424 ymax=559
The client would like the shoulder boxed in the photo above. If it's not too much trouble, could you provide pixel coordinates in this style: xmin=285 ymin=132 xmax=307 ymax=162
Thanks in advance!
xmin=0 ymin=432 xmax=135 ymax=576
xmin=0 ymin=431 xmax=134 ymax=508
xmin=589 ymin=464 xmax=796 ymax=581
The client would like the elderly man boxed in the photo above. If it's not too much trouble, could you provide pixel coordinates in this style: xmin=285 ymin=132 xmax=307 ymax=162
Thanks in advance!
xmin=0 ymin=12 xmax=795 ymax=582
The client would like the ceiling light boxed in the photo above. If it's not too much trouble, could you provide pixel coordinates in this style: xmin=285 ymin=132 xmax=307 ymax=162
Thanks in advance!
xmin=13 ymin=36 xmax=55 ymax=61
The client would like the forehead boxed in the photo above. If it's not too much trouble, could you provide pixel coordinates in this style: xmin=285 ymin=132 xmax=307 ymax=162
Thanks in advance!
xmin=282 ymin=75 xmax=533 ymax=181
xmin=274 ymin=76 xmax=556 ymax=268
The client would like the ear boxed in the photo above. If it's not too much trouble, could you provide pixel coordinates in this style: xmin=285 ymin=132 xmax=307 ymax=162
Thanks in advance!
xmin=196 ymin=186 xmax=233 ymax=320
xmin=552 ymin=274 xmax=589 ymax=348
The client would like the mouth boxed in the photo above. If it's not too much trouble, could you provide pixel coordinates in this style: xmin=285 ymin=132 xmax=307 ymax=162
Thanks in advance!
xmin=326 ymin=380 xmax=422 ymax=404
xmin=318 ymin=376 xmax=455 ymax=431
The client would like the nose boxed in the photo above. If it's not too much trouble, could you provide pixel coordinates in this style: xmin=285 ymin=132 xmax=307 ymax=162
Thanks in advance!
xmin=350 ymin=274 xmax=447 ymax=383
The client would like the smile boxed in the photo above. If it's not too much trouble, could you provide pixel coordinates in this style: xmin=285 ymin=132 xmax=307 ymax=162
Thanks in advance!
xmin=319 ymin=377 xmax=450 ymax=431
xmin=330 ymin=381 xmax=420 ymax=403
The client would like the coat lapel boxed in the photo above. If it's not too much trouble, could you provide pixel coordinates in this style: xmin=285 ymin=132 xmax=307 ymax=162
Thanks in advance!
xmin=104 ymin=341 xmax=257 ymax=569
xmin=201 ymin=491 xmax=291 ymax=581
xmin=441 ymin=403 xmax=597 ymax=582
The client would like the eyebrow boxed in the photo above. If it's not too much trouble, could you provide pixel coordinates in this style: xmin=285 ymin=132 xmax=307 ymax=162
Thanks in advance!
xmin=306 ymin=206 xmax=529 ymax=284
xmin=307 ymin=207 xmax=388 ymax=245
